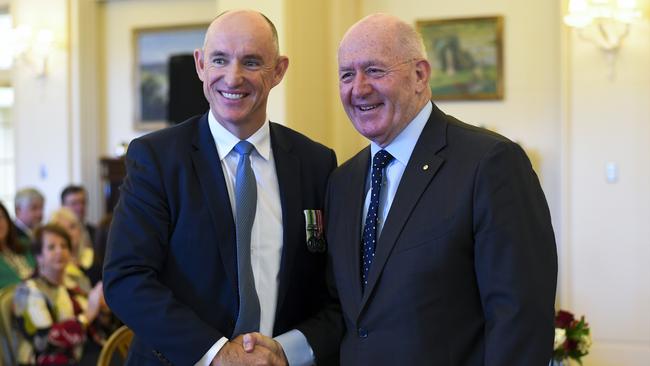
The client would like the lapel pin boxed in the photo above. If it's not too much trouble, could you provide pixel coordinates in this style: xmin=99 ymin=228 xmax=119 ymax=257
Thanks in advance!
xmin=422 ymin=164 xmax=429 ymax=171
xmin=304 ymin=209 xmax=326 ymax=253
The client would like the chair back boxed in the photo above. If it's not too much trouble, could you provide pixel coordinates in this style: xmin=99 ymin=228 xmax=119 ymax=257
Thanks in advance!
xmin=96 ymin=325 xmax=134 ymax=366
xmin=0 ymin=285 xmax=19 ymax=366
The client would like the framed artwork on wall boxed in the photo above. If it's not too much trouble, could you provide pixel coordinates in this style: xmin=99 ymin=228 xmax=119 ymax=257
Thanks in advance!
xmin=416 ymin=16 xmax=504 ymax=100
xmin=133 ymin=24 xmax=206 ymax=130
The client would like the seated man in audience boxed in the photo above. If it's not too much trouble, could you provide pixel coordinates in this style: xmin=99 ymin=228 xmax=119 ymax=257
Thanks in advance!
xmin=13 ymin=187 xmax=45 ymax=244
xmin=61 ymin=185 xmax=96 ymax=244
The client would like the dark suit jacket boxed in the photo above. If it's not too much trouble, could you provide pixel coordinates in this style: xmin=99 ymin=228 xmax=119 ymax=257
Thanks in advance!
xmin=84 ymin=222 xmax=104 ymax=285
xmin=104 ymin=114 xmax=342 ymax=365
xmin=85 ymin=223 xmax=96 ymax=243
xmin=325 ymin=103 xmax=558 ymax=365
xmin=14 ymin=222 xmax=30 ymax=244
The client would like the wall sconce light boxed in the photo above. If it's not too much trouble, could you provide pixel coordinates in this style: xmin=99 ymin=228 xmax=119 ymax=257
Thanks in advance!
xmin=564 ymin=0 xmax=642 ymax=78
xmin=1 ymin=25 xmax=55 ymax=77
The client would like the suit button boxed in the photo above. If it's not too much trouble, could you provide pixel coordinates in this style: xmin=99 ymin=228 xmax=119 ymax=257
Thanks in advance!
xmin=357 ymin=327 xmax=368 ymax=338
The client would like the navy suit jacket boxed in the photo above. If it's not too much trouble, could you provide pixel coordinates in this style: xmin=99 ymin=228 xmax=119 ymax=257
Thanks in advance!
xmin=325 ymin=103 xmax=558 ymax=365
xmin=104 ymin=114 xmax=343 ymax=365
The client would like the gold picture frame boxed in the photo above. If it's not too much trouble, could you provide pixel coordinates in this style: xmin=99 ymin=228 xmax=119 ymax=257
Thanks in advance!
xmin=133 ymin=24 xmax=207 ymax=130
xmin=416 ymin=16 xmax=504 ymax=100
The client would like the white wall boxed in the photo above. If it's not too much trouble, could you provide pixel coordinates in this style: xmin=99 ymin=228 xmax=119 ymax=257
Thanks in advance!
xmin=12 ymin=0 xmax=71 ymax=218
xmin=359 ymin=0 xmax=562 ymax=238
xmin=565 ymin=10 xmax=650 ymax=365
xmin=100 ymin=0 xmax=217 ymax=155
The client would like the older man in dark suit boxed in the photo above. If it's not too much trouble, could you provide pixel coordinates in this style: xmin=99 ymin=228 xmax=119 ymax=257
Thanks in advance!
xmin=325 ymin=13 xmax=557 ymax=365
xmin=13 ymin=187 xmax=45 ymax=243
xmin=104 ymin=10 xmax=342 ymax=366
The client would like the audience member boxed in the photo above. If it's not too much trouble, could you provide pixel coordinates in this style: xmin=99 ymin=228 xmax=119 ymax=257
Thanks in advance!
xmin=13 ymin=188 xmax=45 ymax=243
xmin=13 ymin=224 xmax=103 ymax=366
xmin=0 ymin=201 xmax=35 ymax=289
xmin=61 ymin=185 xmax=97 ymax=246
xmin=61 ymin=185 xmax=103 ymax=284
xmin=49 ymin=208 xmax=93 ymax=292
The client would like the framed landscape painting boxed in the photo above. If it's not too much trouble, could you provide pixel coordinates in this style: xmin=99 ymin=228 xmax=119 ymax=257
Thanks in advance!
xmin=133 ymin=24 xmax=206 ymax=130
xmin=416 ymin=16 xmax=504 ymax=100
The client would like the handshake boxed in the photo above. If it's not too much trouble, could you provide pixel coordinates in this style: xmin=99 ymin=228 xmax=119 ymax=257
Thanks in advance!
xmin=212 ymin=332 xmax=288 ymax=366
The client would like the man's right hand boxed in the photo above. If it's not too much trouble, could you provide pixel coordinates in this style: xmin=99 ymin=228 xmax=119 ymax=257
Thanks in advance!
xmin=211 ymin=335 xmax=287 ymax=366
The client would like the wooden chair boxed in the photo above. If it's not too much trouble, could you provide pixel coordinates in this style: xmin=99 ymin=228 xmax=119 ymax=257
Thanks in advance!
xmin=96 ymin=325 xmax=134 ymax=366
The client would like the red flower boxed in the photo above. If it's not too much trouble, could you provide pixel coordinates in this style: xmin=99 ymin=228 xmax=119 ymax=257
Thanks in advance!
xmin=555 ymin=310 xmax=575 ymax=328
xmin=566 ymin=338 xmax=578 ymax=352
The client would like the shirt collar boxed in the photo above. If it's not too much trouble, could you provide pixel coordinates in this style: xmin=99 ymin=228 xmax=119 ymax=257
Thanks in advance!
xmin=370 ymin=101 xmax=432 ymax=166
xmin=207 ymin=110 xmax=271 ymax=161
xmin=14 ymin=218 xmax=30 ymax=233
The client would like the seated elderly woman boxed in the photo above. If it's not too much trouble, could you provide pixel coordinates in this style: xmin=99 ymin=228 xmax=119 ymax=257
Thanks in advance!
xmin=12 ymin=224 xmax=103 ymax=365
xmin=0 ymin=201 xmax=35 ymax=289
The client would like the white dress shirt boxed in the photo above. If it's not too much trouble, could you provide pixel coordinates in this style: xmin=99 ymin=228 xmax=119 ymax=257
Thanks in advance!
xmin=363 ymin=101 xmax=433 ymax=237
xmin=196 ymin=112 xmax=313 ymax=366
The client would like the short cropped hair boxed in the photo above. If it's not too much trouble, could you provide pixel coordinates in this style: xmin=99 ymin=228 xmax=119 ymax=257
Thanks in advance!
xmin=14 ymin=187 xmax=44 ymax=209
xmin=207 ymin=10 xmax=280 ymax=55
xmin=61 ymin=184 xmax=86 ymax=205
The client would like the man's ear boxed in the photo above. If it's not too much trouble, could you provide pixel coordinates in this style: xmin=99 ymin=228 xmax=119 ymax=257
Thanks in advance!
xmin=414 ymin=58 xmax=431 ymax=93
xmin=193 ymin=48 xmax=205 ymax=82
xmin=272 ymin=56 xmax=290 ymax=86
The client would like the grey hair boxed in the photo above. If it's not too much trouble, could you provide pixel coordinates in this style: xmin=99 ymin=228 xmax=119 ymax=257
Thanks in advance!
xmin=14 ymin=187 xmax=44 ymax=209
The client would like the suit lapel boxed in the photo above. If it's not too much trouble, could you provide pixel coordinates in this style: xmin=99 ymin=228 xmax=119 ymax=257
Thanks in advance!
xmin=190 ymin=114 xmax=238 ymax=297
xmin=359 ymin=105 xmax=448 ymax=311
xmin=270 ymin=123 xmax=302 ymax=314
xmin=344 ymin=148 xmax=371 ymax=308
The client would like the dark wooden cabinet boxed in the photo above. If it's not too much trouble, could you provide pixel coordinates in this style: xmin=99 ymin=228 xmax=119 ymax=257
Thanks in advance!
xmin=100 ymin=157 xmax=126 ymax=214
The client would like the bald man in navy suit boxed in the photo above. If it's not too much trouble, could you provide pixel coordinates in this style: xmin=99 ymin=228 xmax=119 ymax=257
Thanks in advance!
xmin=104 ymin=10 xmax=342 ymax=366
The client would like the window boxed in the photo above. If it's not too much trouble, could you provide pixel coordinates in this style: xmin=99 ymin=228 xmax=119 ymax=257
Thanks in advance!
xmin=0 ymin=87 xmax=14 ymax=209
xmin=0 ymin=8 xmax=12 ymax=69
xmin=0 ymin=8 xmax=14 ymax=210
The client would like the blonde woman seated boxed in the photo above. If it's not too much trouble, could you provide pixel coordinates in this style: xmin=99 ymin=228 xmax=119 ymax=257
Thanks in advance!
xmin=48 ymin=208 xmax=93 ymax=293
xmin=13 ymin=224 xmax=103 ymax=366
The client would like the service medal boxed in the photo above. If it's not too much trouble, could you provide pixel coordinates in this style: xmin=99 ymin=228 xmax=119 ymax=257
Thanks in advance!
xmin=303 ymin=209 xmax=326 ymax=253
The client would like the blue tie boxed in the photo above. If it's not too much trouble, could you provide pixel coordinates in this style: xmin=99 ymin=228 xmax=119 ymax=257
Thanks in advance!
xmin=232 ymin=141 xmax=260 ymax=335
xmin=361 ymin=149 xmax=394 ymax=291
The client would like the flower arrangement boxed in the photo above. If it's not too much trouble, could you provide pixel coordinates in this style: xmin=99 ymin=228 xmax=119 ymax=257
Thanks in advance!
xmin=552 ymin=310 xmax=592 ymax=365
